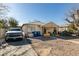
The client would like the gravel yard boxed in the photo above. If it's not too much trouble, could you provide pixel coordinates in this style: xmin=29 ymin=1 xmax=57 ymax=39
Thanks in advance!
xmin=0 ymin=37 xmax=79 ymax=56
xmin=31 ymin=38 xmax=79 ymax=56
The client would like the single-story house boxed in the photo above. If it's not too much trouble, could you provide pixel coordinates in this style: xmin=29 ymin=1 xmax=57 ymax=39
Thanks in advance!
xmin=22 ymin=21 xmax=59 ymax=37
xmin=59 ymin=24 xmax=68 ymax=32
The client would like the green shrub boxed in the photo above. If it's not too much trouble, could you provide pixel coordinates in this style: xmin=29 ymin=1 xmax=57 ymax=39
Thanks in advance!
xmin=61 ymin=30 xmax=72 ymax=36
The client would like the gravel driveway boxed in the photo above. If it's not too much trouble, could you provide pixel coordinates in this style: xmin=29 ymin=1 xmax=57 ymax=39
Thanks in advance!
xmin=0 ymin=38 xmax=37 ymax=56
xmin=0 ymin=37 xmax=79 ymax=56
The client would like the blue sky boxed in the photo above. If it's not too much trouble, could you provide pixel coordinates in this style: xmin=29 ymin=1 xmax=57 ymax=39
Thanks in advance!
xmin=6 ymin=3 xmax=79 ymax=26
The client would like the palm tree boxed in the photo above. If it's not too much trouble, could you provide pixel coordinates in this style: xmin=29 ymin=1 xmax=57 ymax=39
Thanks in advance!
xmin=8 ymin=17 xmax=18 ymax=27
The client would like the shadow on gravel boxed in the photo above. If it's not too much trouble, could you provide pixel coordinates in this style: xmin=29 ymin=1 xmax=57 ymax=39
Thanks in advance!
xmin=60 ymin=36 xmax=79 ymax=40
xmin=32 ymin=36 xmax=57 ymax=41
xmin=6 ymin=38 xmax=32 ymax=46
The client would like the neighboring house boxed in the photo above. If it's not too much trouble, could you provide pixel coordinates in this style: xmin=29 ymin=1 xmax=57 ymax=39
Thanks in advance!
xmin=59 ymin=25 xmax=68 ymax=32
xmin=22 ymin=21 xmax=59 ymax=37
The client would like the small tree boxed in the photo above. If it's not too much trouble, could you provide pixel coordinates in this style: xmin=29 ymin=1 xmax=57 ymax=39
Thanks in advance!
xmin=0 ymin=4 xmax=9 ymax=29
xmin=67 ymin=23 xmax=77 ymax=33
xmin=65 ymin=9 xmax=79 ymax=34
xmin=0 ymin=19 xmax=8 ymax=38
xmin=8 ymin=17 xmax=18 ymax=27
xmin=0 ymin=19 xmax=8 ymax=29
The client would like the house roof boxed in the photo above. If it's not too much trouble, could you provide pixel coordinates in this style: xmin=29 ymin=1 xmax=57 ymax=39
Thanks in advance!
xmin=44 ymin=22 xmax=59 ymax=28
xmin=22 ymin=21 xmax=59 ymax=28
xmin=29 ymin=21 xmax=44 ymax=25
xmin=22 ymin=21 xmax=44 ymax=27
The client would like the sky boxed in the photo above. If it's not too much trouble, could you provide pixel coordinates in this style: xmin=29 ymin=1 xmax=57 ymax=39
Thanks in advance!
xmin=6 ymin=3 xmax=79 ymax=26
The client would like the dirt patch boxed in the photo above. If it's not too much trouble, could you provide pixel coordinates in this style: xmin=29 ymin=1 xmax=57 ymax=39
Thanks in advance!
xmin=31 ymin=39 xmax=79 ymax=56
xmin=47 ymin=40 xmax=79 ymax=56
xmin=31 ymin=41 xmax=52 ymax=56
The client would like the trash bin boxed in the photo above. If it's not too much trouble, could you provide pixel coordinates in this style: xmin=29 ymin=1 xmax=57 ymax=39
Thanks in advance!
xmin=37 ymin=31 xmax=41 ymax=36
xmin=32 ymin=31 xmax=41 ymax=37
xmin=32 ymin=31 xmax=37 ymax=37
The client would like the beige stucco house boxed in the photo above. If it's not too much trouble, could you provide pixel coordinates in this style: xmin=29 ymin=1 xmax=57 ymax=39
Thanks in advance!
xmin=22 ymin=21 xmax=44 ymax=37
xmin=59 ymin=24 xmax=68 ymax=32
xmin=22 ymin=21 xmax=59 ymax=37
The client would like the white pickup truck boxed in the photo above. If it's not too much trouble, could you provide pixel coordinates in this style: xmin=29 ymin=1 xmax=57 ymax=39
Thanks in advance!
xmin=5 ymin=28 xmax=25 ymax=41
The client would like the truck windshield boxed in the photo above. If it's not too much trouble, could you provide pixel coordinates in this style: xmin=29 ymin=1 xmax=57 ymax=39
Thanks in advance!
xmin=9 ymin=28 xmax=21 ymax=31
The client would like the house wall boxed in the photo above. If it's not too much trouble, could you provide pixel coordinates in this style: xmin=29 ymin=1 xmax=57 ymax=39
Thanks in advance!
xmin=22 ymin=22 xmax=59 ymax=37
xmin=22 ymin=24 xmax=43 ymax=37
xmin=45 ymin=27 xmax=59 ymax=33
xmin=45 ymin=27 xmax=53 ymax=33
xmin=43 ymin=22 xmax=59 ymax=33
xmin=59 ymin=27 xmax=67 ymax=32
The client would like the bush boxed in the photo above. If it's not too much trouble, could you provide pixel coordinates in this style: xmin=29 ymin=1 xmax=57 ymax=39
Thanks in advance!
xmin=60 ymin=30 xmax=72 ymax=36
